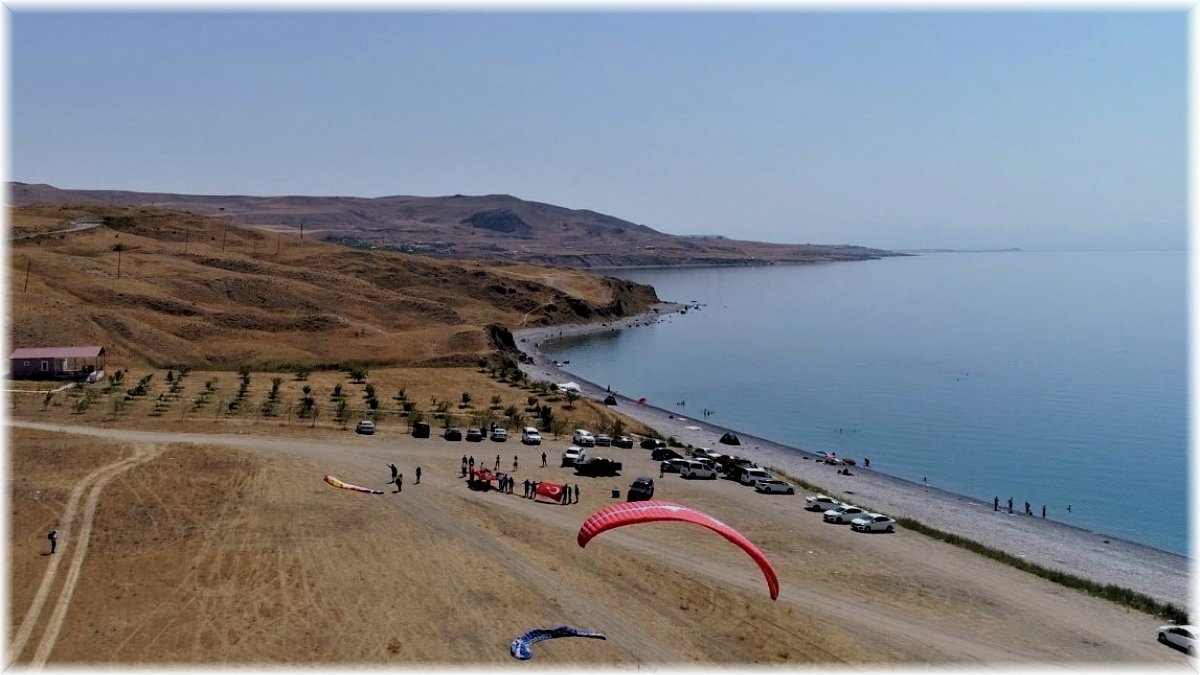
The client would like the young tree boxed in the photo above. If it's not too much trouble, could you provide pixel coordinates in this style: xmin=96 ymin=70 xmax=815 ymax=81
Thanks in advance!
xmin=293 ymin=364 xmax=311 ymax=381
xmin=564 ymin=389 xmax=579 ymax=409
xmin=335 ymin=398 xmax=350 ymax=429
xmin=346 ymin=363 xmax=368 ymax=383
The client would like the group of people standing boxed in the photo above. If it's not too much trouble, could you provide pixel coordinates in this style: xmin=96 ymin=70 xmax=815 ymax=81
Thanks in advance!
xmin=994 ymin=496 xmax=1049 ymax=519
xmin=389 ymin=463 xmax=419 ymax=493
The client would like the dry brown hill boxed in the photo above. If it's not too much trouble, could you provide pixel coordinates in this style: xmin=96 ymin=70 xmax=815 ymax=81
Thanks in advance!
xmin=9 ymin=183 xmax=899 ymax=267
xmin=8 ymin=203 xmax=659 ymax=369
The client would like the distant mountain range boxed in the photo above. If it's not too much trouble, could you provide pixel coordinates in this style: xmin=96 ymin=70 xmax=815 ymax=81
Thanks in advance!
xmin=9 ymin=182 xmax=899 ymax=268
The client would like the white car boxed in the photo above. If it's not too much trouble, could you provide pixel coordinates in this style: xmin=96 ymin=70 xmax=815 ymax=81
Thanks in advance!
xmin=354 ymin=420 xmax=375 ymax=435
xmin=1158 ymin=625 xmax=1197 ymax=655
xmin=490 ymin=428 xmax=508 ymax=442
xmin=680 ymin=460 xmax=718 ymax=480
xmin=805 ymin=494 xmax=843 ymax=511
xmin=851 ymin=513 xmax=897 ymax=533
xmin=754 ymin=479 xmax=795 ymax=495
xmin=660 ymin=458 xmax=690 ymax=474
xmin=572 ymin=429 xmax=596 ymax=446
xmin=823 ymin=505 xmax=871 ymax=524
xmin=738 ymin=467 xmax=772 ymax=485
xmin=561 ymin=446 xmax=587 ymax=467
xmin=521 ymin=427 xmax=542 ymax=445
xmin=594 ymin=433 xmax=612 ymax=447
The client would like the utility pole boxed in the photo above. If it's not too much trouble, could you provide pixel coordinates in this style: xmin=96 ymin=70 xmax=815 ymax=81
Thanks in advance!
xmin=23 ymin=259 xmax=31 ymax=292
xmin=116 ymin=248 xmax=122 ymax=279
xmin=276 ymin=235 xmax=281 ymax=255
xmin=184 ymin=230 xmax=189 ymax=253
xmin=300 ymin=222 xmax=304 ymax=240
xmin=221 ymin=224 xmax=228 ymax=252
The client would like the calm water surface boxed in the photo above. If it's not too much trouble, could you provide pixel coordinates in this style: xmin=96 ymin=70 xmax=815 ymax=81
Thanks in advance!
xmin=545 ymin=251 xmax=1188 ymax=555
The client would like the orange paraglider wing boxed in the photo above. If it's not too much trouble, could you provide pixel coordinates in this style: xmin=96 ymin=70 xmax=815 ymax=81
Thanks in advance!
xmin=577 ymin=500 xmax=779 ymax=600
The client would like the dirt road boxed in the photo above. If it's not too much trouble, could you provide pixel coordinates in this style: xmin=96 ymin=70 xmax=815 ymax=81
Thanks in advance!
xmin=8 ymin=419 xmax=1189 ymax=666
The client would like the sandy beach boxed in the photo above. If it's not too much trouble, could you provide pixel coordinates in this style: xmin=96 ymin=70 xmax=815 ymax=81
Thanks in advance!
xmin=514 ymin=306 xmax=1190 ymax=610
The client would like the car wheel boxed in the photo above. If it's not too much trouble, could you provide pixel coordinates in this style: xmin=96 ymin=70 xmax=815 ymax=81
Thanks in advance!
xmin=787 ymin=488 xmax=794 ymax=494
xmin=886 ymin=525 xmax=894 ymax=533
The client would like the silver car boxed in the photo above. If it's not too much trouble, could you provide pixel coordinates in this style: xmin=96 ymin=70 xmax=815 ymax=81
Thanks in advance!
xmin=1158 ymin=625 xmax=1197 ymax=656
xmin=850 ymin=513 xmax=897 ymax=533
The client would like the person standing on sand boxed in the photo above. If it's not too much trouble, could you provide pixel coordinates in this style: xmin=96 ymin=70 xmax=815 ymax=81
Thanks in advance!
xmin=395 ymin=474 xmax=403 ymax=493
xmin=574 ymin=484 xmax=580 ymax=503
xmin=415 ymin=467 xmax=421 ymax=485
xmin=389 ymin=463 xmax=398 ymax=484
xmin=469 ymin=456 xmax=475 ymax=472
xmin=541 ymin=452 xmax=547 ymax=468
xmin=513 ymin=456 xmax=519 ymax=471
xmin=1024 ymin=501 xmax=1032 ymax=516
xmin=48 ymin=529 xmax=58 ymax=555
xmin=994 ymin=496 xmax=999 ymax=512
xmin=1042 ymin=505 xmax=1046 ymax=518
xmin=461 ymin=456 xmax=468 ymax=477
xmin=495 ymin=455 xmax=500 ymax=471
xmin=1007 ymin=498 xmax=1013 ymax=514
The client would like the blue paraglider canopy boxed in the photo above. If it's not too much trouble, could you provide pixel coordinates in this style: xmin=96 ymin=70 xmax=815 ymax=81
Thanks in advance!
xmin=509 ymin=625 xmax=607 ymax=660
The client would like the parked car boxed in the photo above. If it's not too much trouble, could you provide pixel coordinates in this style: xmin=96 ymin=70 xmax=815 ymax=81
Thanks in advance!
xmin=575 ymin=457 xmax=622 ymax=477
xmin=354 ymin=420 xmax=376 ymax=435
xmin=754 ymin=479 xmax=795 ymax=495
xmin=465 ymin=428 xmax=484 ymax=442
xmin=726 ymin=463 xmax=762 ymax=482
xmin=521 ymin=427 xmax=542 ymax=445
xmin=640 ymin=438 xmax=667 ymax=450
xmin=651 ymin=447 xmax=683 ymax=461
xmin=627 ymin=477 xmax=655 ymax=502
xmin=1158 ymin=625 xmax=1197 ymax=656
xmin=561 ymin=446 xmax=587 ymax=467
xmin=690 ymin=447 xmax=720 ymax=461
xmin=594 ymin=433 xmax=612 ymax=447
xmin=411 ymin=421 xmax=430 ymax=438
xmin=680 ymin=460 xmax=718 ymax=480
xmin=738 ymin=467 xmax=773 ymax=485
xmin=851 ymin=513 xmax=897 ymax=533
xmin=613 ymin=435 xmax=635 ymax=449
xmin=490 ymin=428 xmax=508 ymax=442
xmin=805 ymin=494 xmax=843 ymax=511
xmin=660 ymin=458 xmax=690 ymax=474
xmin=824 ymin=505 xmax=871 ymax=524
xmin=442 ymin=427 xmax=463 ymax=441
xmin=572 ymin=429 xmax=596 ymax=446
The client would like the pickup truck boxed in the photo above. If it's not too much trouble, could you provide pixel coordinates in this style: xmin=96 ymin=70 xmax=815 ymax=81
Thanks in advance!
xmin=574 ymin=457 xmax=623 ymax=477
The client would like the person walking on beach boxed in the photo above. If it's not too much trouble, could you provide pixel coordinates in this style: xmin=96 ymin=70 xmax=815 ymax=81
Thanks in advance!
xmin=394 ymin=473 xmax=403 ymax=493
xmin=993 ymin=496 xmax=999 ymax=512
xmin=389 ymin=463 xmax=399 ymax=485
xmin=47 ymin=529 xmax=58 ymax=555
xmin=1007 ymin=497 xmax=1013 ymax=514
xmin=415 ymin=466 xmax=421 ymax=485
xmin=1024 ymin=501 xmax=1031 ymax=516
xmin=864 ymin=457 xmax=870 ymax=468
xmin=1042 ymin=505 xmax=1046 ymax=518
xmin=541 ymin=451 xmax=547 ymax=468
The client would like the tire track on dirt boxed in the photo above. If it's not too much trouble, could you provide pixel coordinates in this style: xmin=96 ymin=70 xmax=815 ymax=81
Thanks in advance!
xmin=8 ymin=449 xmax=144 ymax=665
xmin=10 ymin=443 xmax=164 ymax=667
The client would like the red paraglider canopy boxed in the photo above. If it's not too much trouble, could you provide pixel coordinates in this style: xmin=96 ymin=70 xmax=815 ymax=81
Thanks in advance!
xmin=576 ymin=500 xmax=780 ymax=600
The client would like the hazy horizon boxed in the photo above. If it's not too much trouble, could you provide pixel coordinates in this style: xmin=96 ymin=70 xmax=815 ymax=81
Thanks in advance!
xmin=8 ymin=10 xmax=1187 ymax=252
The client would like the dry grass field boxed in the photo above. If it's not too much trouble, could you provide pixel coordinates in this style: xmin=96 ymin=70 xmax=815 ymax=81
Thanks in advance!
xmin=9 ymin=420 xmax=1182 ymax=666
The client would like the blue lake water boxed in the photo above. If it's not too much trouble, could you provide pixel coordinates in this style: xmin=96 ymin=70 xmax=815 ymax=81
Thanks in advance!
xmin=544 ymin=251 xmax=1189 ymax=556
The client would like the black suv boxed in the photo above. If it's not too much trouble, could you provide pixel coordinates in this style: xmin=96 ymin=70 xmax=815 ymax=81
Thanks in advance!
xmin=627 ymin=477 xmax=655 ymax=502
xmin=651 ymin=447 xmax=682 ymax=461
xmin=443 ymin=427 xmax=463 ymax=441
xmin=640 ymin=438 xmax=667 ymax=450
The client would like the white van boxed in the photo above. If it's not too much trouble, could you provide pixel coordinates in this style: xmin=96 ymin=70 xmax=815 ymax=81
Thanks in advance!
xmin=521 ymin=427 xmax=542 ymax=445
xmin=680 ymin=460 xmax=717 ymax=480
xmin=561 ymin=446 xmax=588 ymax=467
xmin=738 ymin=467 xmax=772 ymax=485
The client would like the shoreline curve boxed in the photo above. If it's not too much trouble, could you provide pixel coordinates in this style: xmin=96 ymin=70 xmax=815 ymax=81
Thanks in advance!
xmin=513 ymin=304 xmax=1189 ymax=611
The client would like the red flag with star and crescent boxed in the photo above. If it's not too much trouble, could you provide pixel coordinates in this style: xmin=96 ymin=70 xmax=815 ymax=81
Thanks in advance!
xmin=536 ymin=481 xmax=565 ymax=501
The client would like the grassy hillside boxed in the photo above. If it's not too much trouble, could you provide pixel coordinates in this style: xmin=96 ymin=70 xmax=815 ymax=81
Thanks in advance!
xmin=9 ymin=204 xmax=659 ymax=370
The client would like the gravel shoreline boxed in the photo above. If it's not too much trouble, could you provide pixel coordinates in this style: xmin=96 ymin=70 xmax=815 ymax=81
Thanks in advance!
xmin=514 ymin=305 xmax=1190 ymax=611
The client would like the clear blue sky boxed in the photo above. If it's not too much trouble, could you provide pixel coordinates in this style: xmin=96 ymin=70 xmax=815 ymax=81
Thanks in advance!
xmin=9 ymin=11 xmax=1187 ymax=251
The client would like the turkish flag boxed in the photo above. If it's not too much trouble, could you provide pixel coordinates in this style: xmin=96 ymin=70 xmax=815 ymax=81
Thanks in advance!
xmin=536 ymin=481 xmax=564 ymax=501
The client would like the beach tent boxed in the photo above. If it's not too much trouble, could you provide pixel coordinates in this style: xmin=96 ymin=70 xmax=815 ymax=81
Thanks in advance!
xmin=719 ymin=432 xmax=741 ymax=446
